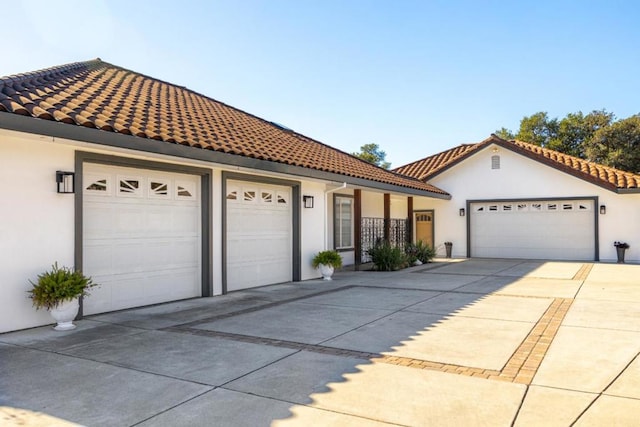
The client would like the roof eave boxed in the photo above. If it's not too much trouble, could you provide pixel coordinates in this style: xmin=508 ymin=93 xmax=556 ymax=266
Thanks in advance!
xmin=0 ymin=112 xmax=450 ymax=199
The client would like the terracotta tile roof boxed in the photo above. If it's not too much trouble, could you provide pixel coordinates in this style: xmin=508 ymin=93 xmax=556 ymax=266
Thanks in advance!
xmin=393 ymin=143 xmax=478 ymax=181
xmin=394 ymin=135 xmax=640 ymax=192
xmin=0 ymin=59 xmax=447 ymax=196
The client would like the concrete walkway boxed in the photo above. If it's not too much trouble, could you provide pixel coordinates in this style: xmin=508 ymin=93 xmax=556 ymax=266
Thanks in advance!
xmin=1 ymin=259 xmax=639 ymax=426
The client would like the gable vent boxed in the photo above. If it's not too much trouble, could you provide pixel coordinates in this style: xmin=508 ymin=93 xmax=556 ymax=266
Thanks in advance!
xmin=491 ymin=155 xmax=500 ymax=169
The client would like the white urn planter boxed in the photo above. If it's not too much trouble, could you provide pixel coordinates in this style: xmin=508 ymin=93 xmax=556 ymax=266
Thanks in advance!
xmin=319 ymin=264 xmax=335 ymax=281
xmin=49 ymin=298 xmax=80 ymax=331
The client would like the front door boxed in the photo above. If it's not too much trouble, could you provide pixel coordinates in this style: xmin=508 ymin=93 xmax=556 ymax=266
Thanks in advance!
xmin=415 ymin=211 xmax=434 ymax=248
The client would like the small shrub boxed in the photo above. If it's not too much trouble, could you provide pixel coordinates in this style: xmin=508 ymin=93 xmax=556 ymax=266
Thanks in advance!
xmin=312 ymin=250 xmax=343 ymax=269
xmin=413 ymin=240 xmax=436 ymax=263
xmin=367 ymin=241 xmax=407 ymax=271
xmin=28 ymin=263 xmax=97 ymax=310
xmin=405 ymin=243 xmax=419 ymax=265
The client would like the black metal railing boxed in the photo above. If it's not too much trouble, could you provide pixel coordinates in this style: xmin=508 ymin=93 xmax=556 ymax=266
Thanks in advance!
xmin=360 ymin=217 xmax=409 ymax=263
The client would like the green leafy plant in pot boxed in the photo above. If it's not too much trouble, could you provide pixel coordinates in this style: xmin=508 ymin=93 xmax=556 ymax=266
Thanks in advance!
xmin=312 ymin=250 xmax=343 ymax=280
xmin=28 ymin=262 xmax=98 ymax=331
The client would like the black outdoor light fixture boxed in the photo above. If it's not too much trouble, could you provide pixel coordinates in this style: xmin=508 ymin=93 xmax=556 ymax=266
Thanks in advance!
xmin=600 ymin=205 xmax=606 ymax=215
xmin=303 ymin=195 xmax=314 ymax=208
xmin=56 ymin=171 xmax=75 ymax=194
xmin=459 ymin=208 xmax=465 ymax=217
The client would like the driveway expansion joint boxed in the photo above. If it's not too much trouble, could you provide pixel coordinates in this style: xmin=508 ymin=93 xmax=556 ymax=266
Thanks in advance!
xmin=172 ymin=285 xmax=358 ymax=328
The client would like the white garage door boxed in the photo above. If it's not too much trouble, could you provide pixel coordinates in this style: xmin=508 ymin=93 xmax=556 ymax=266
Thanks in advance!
xmin=82 ymin=164 xmax=201 ymax=315
xmin=226 ymin=180 xmax=292 ymax=291
xmin=470 ymin=199 xmax=595 ymax=260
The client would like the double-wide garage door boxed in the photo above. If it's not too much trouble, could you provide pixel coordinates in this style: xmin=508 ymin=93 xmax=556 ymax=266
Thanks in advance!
xmin=83 ymin=164 xmax=201 ymax=315
xmin=470 ymin=199 xmax=596 ymax=260
xmin=225 ymin=180 xmax=293 ymax=291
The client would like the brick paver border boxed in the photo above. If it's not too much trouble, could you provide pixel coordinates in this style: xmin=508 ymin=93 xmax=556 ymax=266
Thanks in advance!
xmin=167 ymin=263 xmax=590 ymax=385
xmin=376 ymin=297 xmax=574 ymax=384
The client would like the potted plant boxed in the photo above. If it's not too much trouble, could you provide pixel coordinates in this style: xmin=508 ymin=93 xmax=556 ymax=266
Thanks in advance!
xmin=444 ymin=241 xmax=453 ymax=258
xmin=27 ymin=263 xmax=98 ymax=331
xmin=312 ymin=250 xmax=343 ymax=280
xmin=614 ymin=241 xmax=630 ymax=263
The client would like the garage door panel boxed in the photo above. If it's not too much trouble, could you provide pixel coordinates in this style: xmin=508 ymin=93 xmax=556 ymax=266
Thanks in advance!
xmin=83 ymin=243 xmax=113 ymax=276
xmin=83 ymin=164 xmax=201 ymax=315
xmin=470 ymin=199 xmax=594 ymax=261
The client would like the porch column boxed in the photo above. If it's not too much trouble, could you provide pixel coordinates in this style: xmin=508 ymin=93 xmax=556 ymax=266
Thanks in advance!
xmin=354 ymin=189 xmax=362 ymax=270
xmin=384 ymin=193 xmax=391 ymax=241
xmin=407 ymin=196 xmax=413 ymax=244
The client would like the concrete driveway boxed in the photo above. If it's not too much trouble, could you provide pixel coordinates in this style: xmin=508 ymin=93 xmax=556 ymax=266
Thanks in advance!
xmin=1 ymin=259 xmax=639 ymax=426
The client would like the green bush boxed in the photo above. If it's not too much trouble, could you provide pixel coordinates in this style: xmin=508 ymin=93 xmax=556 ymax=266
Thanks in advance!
xmin=28 ymin=263 xmax=97 ymax=310
xmin=367 ymin=241 xmax=407 ymax=271
xmin=312 ymin=250 xmax=343 ymax=269
xmin=408 ymin=240 xmax=436 ymax=264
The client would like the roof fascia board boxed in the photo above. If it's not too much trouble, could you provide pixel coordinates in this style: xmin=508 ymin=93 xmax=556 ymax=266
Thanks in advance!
xmin=0 ymin=113 xmax=450 ymax=199
xmin=617 ymin=188 xmax=640 ymax=194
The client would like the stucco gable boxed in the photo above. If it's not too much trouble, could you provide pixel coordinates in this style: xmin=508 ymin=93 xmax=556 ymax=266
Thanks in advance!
xmin=395 ymin=135 xmax=640 ymax=194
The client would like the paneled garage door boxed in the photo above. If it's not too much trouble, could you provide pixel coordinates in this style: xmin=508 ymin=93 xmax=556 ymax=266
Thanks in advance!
xmin=83 ymin=163 xmax=201 ymax=315
xmin=470 ymin=199 xmax=596 ymax=260
xmin=226 ymin=180 xmax=292 ymax=291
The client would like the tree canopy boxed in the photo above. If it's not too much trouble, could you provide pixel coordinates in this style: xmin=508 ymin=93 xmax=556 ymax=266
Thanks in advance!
xmin=352 ymin=143 xmax=391 ymax=169
xmin=497 ymin=110 xmax=640 ymax=173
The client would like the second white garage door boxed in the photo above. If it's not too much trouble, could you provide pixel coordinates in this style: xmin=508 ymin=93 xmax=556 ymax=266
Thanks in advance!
xmin=226 ymin=180 xmax=293 ymax=291
xmin=470 ymin=199 xmax=596 ymax=260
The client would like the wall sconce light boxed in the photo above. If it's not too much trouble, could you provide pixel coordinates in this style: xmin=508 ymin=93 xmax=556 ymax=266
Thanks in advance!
xmin=600 ymin=205 xmax=606 ymax=215
xmin=459 ymin=208 xmax=465 ymax=217
xmin=56 ymin=171 xmax=75 ymax=194
xmin=303 ymin=195 xmax=314 ymax=208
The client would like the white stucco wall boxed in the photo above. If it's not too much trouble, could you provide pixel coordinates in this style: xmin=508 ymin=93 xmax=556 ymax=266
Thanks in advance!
xmin=1 ymin=134 xmax=77 ymax=332
xmin=301 ymin=181 xmax=328 ymax=279
xmin=390 ymin=195 xmax=408 ymax=219
xmin=362 ymin=191 xmax=383 ymax=217
xmin=414 ymin=143 xmax=640 ymax=262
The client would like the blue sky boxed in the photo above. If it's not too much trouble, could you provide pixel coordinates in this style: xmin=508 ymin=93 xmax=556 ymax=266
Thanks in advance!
xmin=3 ymin=0 xmax=639 ymax=167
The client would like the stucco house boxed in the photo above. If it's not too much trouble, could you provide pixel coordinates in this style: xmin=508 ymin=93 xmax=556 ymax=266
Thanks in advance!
xmin=0 ymin=59 xmax=449 ymax=332
xmin=394 ymin=135 xmax=640 ymax=262
xmin=1 ymin=60 xmax=638 ymax=333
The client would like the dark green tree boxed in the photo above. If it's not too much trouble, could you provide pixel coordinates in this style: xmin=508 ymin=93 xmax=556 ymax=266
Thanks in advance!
xmin=584 ymin=115 xmax=640 ymax=173
xmin=548 ymin=110 xmax=614 ymax=158
xmin=515 ymin=112 xmax=559 ymax=147
xmin=494 ymin=127 xmax=515 ymax=140
xmin=352 ymin=143 xmax=391 ymax=169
